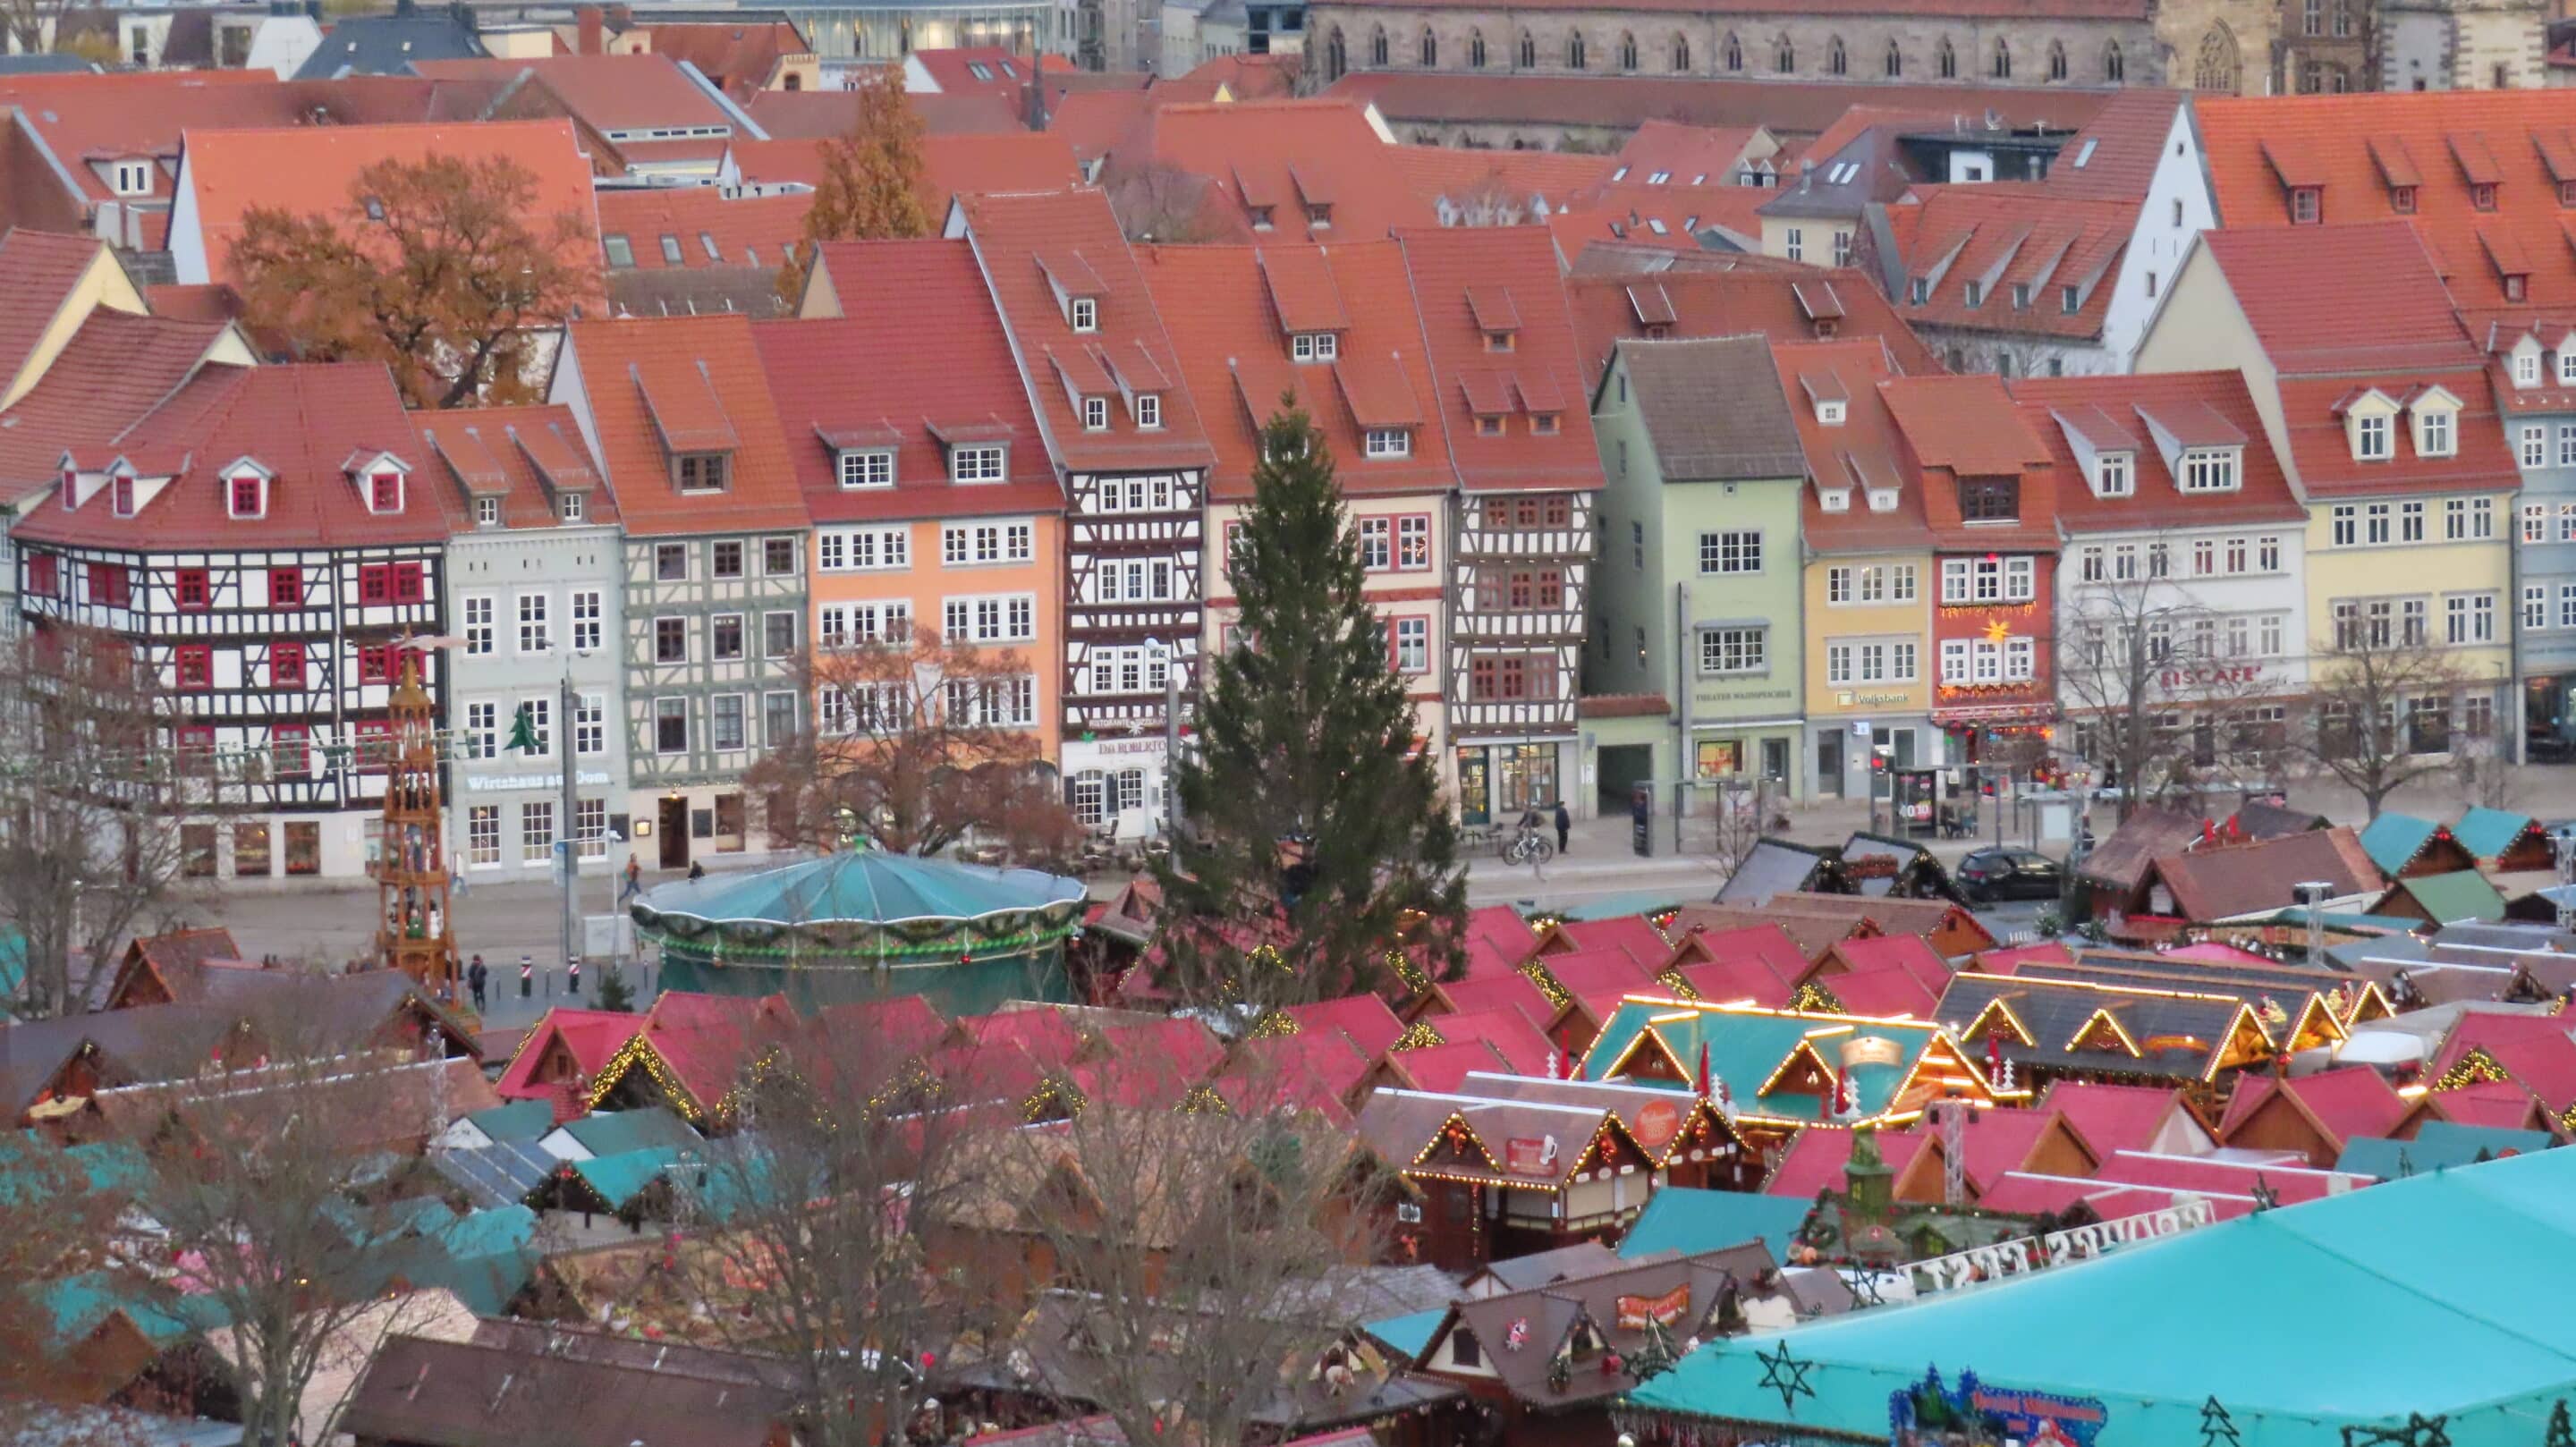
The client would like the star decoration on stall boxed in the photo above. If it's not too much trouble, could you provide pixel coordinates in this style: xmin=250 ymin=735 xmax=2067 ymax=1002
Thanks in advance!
xmin=1754 ymin=1341 xmax=1816 ymax=1414
xmin=2199 ymin=1397 xmax=2241 ymax=1447
xmin=1846 ymin=1271 xmax=1886 ymax=1308
xmin=2547 ymin=1402 xmax=2572 ymax=1447
xmin=2339 ymin=1415 xmax=2450 ymax=1447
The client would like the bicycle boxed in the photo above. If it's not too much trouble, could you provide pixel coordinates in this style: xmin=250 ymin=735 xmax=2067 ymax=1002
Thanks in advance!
xmin=1499 ymin=827 xmax=1555 ymax=867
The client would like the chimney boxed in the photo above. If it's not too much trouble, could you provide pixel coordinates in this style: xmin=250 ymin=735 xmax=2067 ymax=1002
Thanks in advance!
xmin=577 ymin=3 xmax=603 ymax=55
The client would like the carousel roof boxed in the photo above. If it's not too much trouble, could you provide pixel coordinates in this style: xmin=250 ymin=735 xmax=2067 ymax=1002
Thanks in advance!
xmin=632 ymin=851 xmax=1085 ymax=929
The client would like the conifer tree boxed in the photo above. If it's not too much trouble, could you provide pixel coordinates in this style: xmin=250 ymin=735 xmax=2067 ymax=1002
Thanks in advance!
xmin=1152 ymin=404 xmax=1466 ymax=1011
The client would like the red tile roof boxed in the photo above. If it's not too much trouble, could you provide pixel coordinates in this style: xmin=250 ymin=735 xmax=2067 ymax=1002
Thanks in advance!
xmin=2006 ymin=369 xmax=2307 ymax=533
xmin=177 ymin=120 xmax=599 ymax=288
xmin=1885 ymin=182 xmax=2135 ymax=343
xmin=2199 ymin=90 xmax=2576 ymax=325
xmin=559 ymin=312 xmax=809 ymax=537
xmin=1394 ymin=224 xmax=1605 ymax=494
xmin=955 ymin=188 xmax=1214 ymax=475
xmin=1566 ymin=267 xmax=1934 ymax=387
xmin=1216 ymin=1029 xmax=1368 ymax=1123
xmin=0 ymin=229 xmax=107 ymax=393
xmin=909 ymin=47 xmax=1037 ymax=104
xmin=1326 ymin=75 xmax=2115 ymax=143
xmin=757 ymin=238 xmax=1059 ymax=522
xmin=1672 ymin=918 xmax=1810 ymax=977
xmin=1114 ymin=99 xmax=1431 ymax=242
xmin=1546 ymin=182 xmax=1773 ymax=258
xmin=1177 ymin=52 xmax=1302 ymax=100
xmin=597 ymin=188 xmax=809 ymax=269
xmin=1615 ymin=120 xmax=1771 ymax=185
xmin=2043 ymin=89 xmax=2185 ymax=202
xmin=1136 ymin=240 xmax=1452 ymax=503
xmin=748 ymin=87 xmax=1022 ymax=138
xmin=1382 ymin=143 xmax=1618 ymax=220
xmin=140 ymin=283 xmax=242 ymax=326
xmin=14 ymin=362 xmax=467 ymax=550
xmin=1879 ymin=371 xmax=2060 ymax=548
xmin=1770 ymin=337 xmax=1932 ymax=554
xmin=411 ymin=55 xmax=733 ymax=134
xmin=2270 ymin=370 xmax=2519 ymax=499
xmin=2195 ymin=222 xmax=2480 ymax=374
xmin=728 ymin=131 xmax=1082 ymax=215
xmin=0 ymin=309 xmax=236 ymax=488
xmin=413 ymin=402 xmax=619 ymax=531
xmin=1538 ymin=948 xmax=1660 ymax=1003
xmin=635 ymin=21 xmax=810 ymax=103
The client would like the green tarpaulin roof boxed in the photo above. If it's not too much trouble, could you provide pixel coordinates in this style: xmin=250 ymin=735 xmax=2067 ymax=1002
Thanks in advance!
xmin=1362 ymin=1307 xmax=1448 ymax=1362
xmin=1616 ymin=1186 xmax=1813 ymax=1264
xmin=2453 ymin=808 xmax=2541 ymax=862
xmin=2359 ymin=812 xmax=2441 ymax=876
xmin=2336 ymin=1121 xmax=2558 ymax=1180
xmin=572 ymin=1146 xmax=685 ymax=1210
xmin=634 ymin=850 xmax=1084 ymax=928
xmin=1628 ymin=1146 xmax=2576 ymax=1447
xmin=1580 ymin=999 xmax=1955 ymax=1125
xmin=2380 ymin=870 xmax=2506 ymax=925
xmin=462 ymin=1099 xmax=555 ymax=1145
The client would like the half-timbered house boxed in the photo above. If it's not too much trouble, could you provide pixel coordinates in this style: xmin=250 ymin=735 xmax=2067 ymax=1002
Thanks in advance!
xmin=949 ymin=189 xmax=1216 ymax=838
xmin=553 ymin=315 xmax=811 ymax=868
xmin=12 ymin=363 xmax=461 ymax=880
xmin=1394 ymin=226 xmax=1602 ymax=826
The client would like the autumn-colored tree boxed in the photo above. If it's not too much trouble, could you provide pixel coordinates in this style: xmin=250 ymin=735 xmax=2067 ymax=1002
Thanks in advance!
xmin=230 ymin=153 xmax=597 ymax=409
xmin=749 ymin=624 xmax=1079 ymax=864
xmin=777 ymin=70 xmax=933 ymax=304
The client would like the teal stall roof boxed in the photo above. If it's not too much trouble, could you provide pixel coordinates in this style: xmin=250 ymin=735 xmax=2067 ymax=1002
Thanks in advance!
xmin=1627 ymin=1146 xmax=2576 ymax=1447
xmin=633 ymin=850 xmax=1085 ymax=929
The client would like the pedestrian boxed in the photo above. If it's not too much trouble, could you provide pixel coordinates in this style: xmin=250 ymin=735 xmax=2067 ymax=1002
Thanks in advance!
xmin=1554 ymin=799 xmax=1572 ymax=855
xmin=467 ymin=954 xmax=488 ymax=1011
xmin=567 ymin=956 xmax=582 ymax=995
xmin=619 ymin=853 xmax=641 ymax=903
xmin=688 ymin=859 xmax=706 ymax=882
xmin=519 ymin=954 xmax=534 ymax=998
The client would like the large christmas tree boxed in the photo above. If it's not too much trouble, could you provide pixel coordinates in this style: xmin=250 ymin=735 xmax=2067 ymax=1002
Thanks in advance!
xmin=1153 ymin=403 xmax=1466 ymax=1011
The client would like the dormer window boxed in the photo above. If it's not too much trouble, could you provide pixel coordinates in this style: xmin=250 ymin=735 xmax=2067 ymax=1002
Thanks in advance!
xmin=2179 ymin=447 xmax=2241 ymax=492
xmin=1248 ymin=205 xmax=1275 ymax=231
xmin=1818 ymin=487 xmax=1852 ymax=512
xmin=110 ymin=474 xmax=135 ymax=518
xmin=1082 ymin=396 xmax=1109 ymax=431
xmin=58 ymin=468 xmax=74 ymax=509
xmin=1071 ymin=296 xmax=1098 ymax=333
xmin=1135 ymin=393 xmax=1162 ymax=429
xmin=1484 ymin=329 xmax=1513 ymax=354
xmin=2416 ymin=409 xmax=2454 ymax=458
xmin=2392 ymin=185 xmax=2418 ymax=214
xmin=367 ymin=471 xmax=402 ymax=513
xmin=111 ymin=161 xmax=150 ymax=197
xmin=2095 ymin=453 xmax=2133 ymax=496
xmin=1818 ymin=401 xmax=1846 ymax=426
xmin=1963 ymin=279 xmax=1983 ymax=307
xmin=1365 ymin=427 xmax=1411 ymax=459
xmin=2012 ymin=283 xmax=2030 ymax=309
xmin=674 ymin=453 xmax=729 ymax=492
xmin=1530 ymin=412 xmax=1560 ymax=436
xmin=2061 ymin=284 xmax=2080 ymax=314
xmin=2560 ymin=350 xmax=2576 ymax=385
xmin=2505 ymin=274 xmax=2529 ymax=303
xmin=2472 ymin=182 xmax=2498 ymax=211
xmin=1476 ymin=416 xmax=1504 ymax=436
xmin=1867 ymin=487 xmax=1898 ymax=513
xmin=2356 ymin=414 xmax=2392 ymax=460
xmin=839 ymin=450 xmax=894 ymax=489
xmin=559 ymin=492 xmax=584 ymax=523
xmin=1306 ymin=202 xmax=1332 ymax=227
xmin=2290 ymin=186 xmax=2321 ymax=224
xmin=475 ymin=495 xmax=501 ymax=527
xmin=2517 ymin=351 xmax=2541 ymax=387
xmin=228 ymin=470 xmax=266 ymax=519
xmin=1290 ymin=333 xmax=1338 ymax=363
xmin=951 ymin=444 xmax=1006 ymax=482
xmin=1909 ymin=277 xmax=1929 ymax=305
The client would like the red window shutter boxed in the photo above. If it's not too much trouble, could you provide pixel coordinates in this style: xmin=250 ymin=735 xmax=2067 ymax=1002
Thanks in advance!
xmin=271 ymin=641 xmax=303 ymax=688
xmin=176 ymin=569 xmax=210 ymax=610
xmin=268 ymin=566 xmax=301 ymax=606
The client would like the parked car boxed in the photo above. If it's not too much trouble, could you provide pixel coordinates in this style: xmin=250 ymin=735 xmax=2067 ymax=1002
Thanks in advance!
xmin=1958 ymin=847 xmax=2064 ymax=904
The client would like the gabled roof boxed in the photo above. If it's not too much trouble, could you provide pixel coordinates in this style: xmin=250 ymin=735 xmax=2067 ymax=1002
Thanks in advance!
xmin=176 ymin=120 xmax=597 ymax=289
xmin=1615 ymin=334 xmax=1808 ymax=483
xmin=1761 ymin=1121 xmax=1927 ymax=1199
xmin=494 ymin=1008 xmax=643 ymax=1102
xmin=637 ymin=20 xmax=811 ymax=103
xmin=1114 ymin=99 xmax=1428 ymax=242
xmin=293 ymin=13 xmax=487 ymax=77
xmin=2377 ymin=870 xmax=2509 ymax=926
xmin=2216 ymin=1065 xmax=2413 ymax=1152
xmin=597 ymin=189 xmax=809 ymax=271
xmin=13 ymin=362 xmax=462 ymax=549
xmin=1616 ymin=1184 xmax=1812 ymax=1261
xmin=2032 ymin=1079 xmax=2209 ymax=1155
xmin=2007 ymin=369 xmax=2305 ymax=533
xmin=2144 ymin=826 xmax=2383 ymax=923
xmin=1582 ymin=996 xmax=1988 ymax=1127
xmin=1769 ymin=337 xmax=1929 ymax=554
xmin=1567 ymin=266 xmax=1936 ymax=387
xmin=2195 ymin=222 xmax=2481 ymax=375
xmin=749 ymin=86 xmax=1021 ymax=138
xmin=1934 ymin=971 xmax=2255 ymax=1082
xmin=955 ymin=188 xmax=1215 ymax=477
xmin=410 ymin=55 xmax=733 ymax=135
xmin=1322 ymin=72 xmax=2113 ymax=142
xmin=0 ymin=228 xmax=113 ymax=402
xmin=1885 ymin=182 xmax=2137 ymax=343
xmin=1136 ymin=239 xmax=1451 ymax=503
xmin=2453 ymin=808 xmax=2546 ymax=865
xmin=2431 ymin=1011 xmax=2576 ymax=1109
xmin=1394 ymin=224 xmax=1604 ymax=495
xmin=416 ymin=403 xmax=619 ymax=532
xmin=558 ymin=313 xmax=809 ymax=537
xmin=2073 ymin=805 xmax=2206 ymax=891
xmin=758 ymin=238 xmax=1059 ymax=523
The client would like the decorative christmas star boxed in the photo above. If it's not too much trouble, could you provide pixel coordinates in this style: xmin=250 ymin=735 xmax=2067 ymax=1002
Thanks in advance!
xmin=1983 ymin=619 xmax=2012 ymax=643
xmin=1754 ymin=1341 xmax=1816 ymax=1414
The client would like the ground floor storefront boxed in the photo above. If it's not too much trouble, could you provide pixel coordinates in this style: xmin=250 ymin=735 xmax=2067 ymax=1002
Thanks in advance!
xmin=1063 ymin=733 xmax=1169 ymax=841
xmin=628 ymin=783 xmax=757 ymax=871
xmin=1809 ymin=714 xmax=1940 ymax=800
xmin=1453 ymin=737 xmax=1578 ymax=827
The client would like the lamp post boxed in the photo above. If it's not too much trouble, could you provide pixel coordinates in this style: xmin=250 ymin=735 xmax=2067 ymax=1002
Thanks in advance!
xmin=1144 ymin=637 xmax=1180 ymax=840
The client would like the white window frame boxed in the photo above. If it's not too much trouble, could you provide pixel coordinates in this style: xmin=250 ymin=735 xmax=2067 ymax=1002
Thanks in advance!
xmin=1364 ymin=428 xmax=1411 ymax=459
xmin=514 ymin=591 xmax=551 ymax=655
xmin=462 ymin=594 xmax=495 ymax=656
xmin=951 ymin=444 xmax=1006 ymax=482
xmin=839 ymin=450 xmax=895 ymax=489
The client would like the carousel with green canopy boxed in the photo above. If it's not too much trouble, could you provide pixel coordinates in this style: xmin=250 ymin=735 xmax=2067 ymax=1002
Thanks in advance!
xmin=629 ymin=851 xmax=1088 ymax=1014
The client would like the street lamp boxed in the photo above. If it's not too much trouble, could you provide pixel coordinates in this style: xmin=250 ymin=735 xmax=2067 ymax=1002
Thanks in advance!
xmin=1143 ymin=637 xmax=1180 ymax=840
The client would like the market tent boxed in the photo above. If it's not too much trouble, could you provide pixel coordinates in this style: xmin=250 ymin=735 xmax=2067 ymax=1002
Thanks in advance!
xmin=1627 ymin=1145 xmax=2576 ymax=1447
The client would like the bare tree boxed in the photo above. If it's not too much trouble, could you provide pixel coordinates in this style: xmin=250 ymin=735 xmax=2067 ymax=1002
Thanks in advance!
xmin=0 ymin=626 xmax=199 ymax=1019
xmin=116 ymin=981 xmax=459 ymax=1447
xmin=2054 ymin=563 xmax=2289 ymax=821
xmin=749 ymin=626 xmax=1078 ymax=863
xmin=1004 ymin=1083 xmax=1377 ymax=1447
xmin=1103 ymin=160 xmax=1223 ymax=244
xmin=1438 ymin=168 xmax=1538 ymax=227
xmin=0 ymin=1133 xmax=133 ymax=1416
xmin=2278 ymin=617 xmax=2484 ymax=822
xmin=684 ymin=1019 xmax=1004 ymax=1447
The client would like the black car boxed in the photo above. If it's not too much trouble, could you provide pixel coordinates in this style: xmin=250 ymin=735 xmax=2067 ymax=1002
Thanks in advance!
xmin=1958 ymin=847 xmax=2064 ymax=903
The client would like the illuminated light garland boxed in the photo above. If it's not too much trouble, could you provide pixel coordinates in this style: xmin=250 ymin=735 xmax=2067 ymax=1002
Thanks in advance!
xmin=1654 ymin=969 xmax=1702 ymax=1002
xmin=2430 ymin=1046 xmax=2512 ymax=1093
xmin=1789 ymin=982 xmax=1845 ymax=1014
xmin=1388 ymin=948 xmax=1430 ymax=994
xmin=1022 ymin=1076 xmax=1087 ymax=1122
xmin=1249 ymin=1010 xmax=1300 ymax=1039
xmin=586 ymin=1035 xmax=708 ymax=1122
xmin=1393 ymin=1020 xmax=1446 ymax=1052
xmin=2063 ymin=1007 xmax=2145 ymax=1058
xmin=1519 ymin=959 xmax=1572 ymax=1011
xmin=1180 ymin=1084 xmax=1230 ymax=1114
